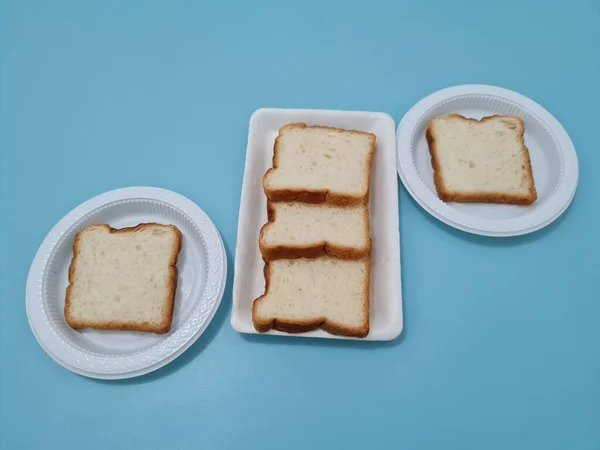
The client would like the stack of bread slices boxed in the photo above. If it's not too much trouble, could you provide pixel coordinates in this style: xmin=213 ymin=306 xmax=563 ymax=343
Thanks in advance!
xmin=252 ymin=123 xmax=376 ymax=338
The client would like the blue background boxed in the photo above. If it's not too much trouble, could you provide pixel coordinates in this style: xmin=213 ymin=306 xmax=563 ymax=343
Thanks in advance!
xmin=1 ymin=0 xmax=599 ymax=449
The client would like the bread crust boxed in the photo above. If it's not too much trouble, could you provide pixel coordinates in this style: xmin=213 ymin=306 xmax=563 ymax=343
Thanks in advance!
xmin=251 ymin=257 xmax=371 ymax=338
xmin=64 ymin=223 xmax=183 ymax=334
xmin=426 ymin=114 xmax=538 ymax=205
xmin=258 ymin=202 xmax=371 ymax=261
xmin=263 ymin=123 xmax=376 ymax=206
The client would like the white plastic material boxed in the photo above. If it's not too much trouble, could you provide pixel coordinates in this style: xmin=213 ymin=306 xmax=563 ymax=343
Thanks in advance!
xmin=396 ymin=85 xmax=579 ymax=237
xmin=231 ymin=108 xmax=403 ymax=341
xmin=26 ymin=187 xmax=227 ymax=379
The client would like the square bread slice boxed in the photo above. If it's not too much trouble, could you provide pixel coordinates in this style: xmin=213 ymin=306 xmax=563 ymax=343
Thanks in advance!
xmin=263 ymin=123 xmax=376 ymax=206
xmin=259 ymin=202 xmax=370 ymax=260
xmin=426 ymin=114 xmax=537 ymax=205
xmin=64 ymin=223 xmax=183 ymax=334
xmin=252 ymin=257 xmax=370 ymax=338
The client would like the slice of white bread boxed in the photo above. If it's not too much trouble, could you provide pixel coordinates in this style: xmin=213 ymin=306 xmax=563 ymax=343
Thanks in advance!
xmin=259 ymin=202 xmax=370 ymax=260
xmin=64 ymin=223 xmax=183 ymax=334
xmin=252 ymin=257 xmax=370 ymax=338
xmin=426 ymin=114 xmax=537 ymax=205
xmin=263 ymin=123 xmax=376 ymax=206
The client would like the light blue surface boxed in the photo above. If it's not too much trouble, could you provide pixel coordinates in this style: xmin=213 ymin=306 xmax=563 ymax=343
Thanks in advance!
xmin=1 ymin=0 xmax=599 ymax=448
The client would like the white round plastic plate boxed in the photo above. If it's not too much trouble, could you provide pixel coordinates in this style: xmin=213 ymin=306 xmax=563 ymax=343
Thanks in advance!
xmin=396 ymin=85 xmax=579 ymax=237
xmin=26 ymin=187 xmax=227 ymax=379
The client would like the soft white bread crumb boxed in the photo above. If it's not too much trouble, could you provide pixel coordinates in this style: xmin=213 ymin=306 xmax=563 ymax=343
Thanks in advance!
xmin=64 ymin=223 xmax=182 ymax=334
xmin=252 ymin=257 xmax=370 ymax=337
xmin=263 ymin=124 xmax=376 ymax=205
xmin=259 ymin=202 xmax=370 ymax=260
xmin=427 ymin=114 xmax=537 ymax=205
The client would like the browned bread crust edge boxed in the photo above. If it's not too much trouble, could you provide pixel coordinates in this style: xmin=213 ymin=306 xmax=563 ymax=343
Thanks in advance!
xmin=251 ymin=257 xmax=371 ymax=338
xmin=258 ymin=202 xmax=371 ymax=261
xmin=263 ymin=123 xmax=376 ymax=206
xmin=426 ymin=114 xmax=538 ymax=205
xmin=64 ymin=222 xmax=183 ymax=334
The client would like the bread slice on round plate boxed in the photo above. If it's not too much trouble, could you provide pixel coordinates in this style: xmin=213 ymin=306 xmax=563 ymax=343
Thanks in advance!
xmin=426 ymin=114 xmax=537 ymax=205
xmin=64 ymin=223 xmax=182 ymax=334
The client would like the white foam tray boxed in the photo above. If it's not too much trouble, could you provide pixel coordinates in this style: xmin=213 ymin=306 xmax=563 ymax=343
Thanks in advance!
xmin=231 ymin=108 xmax=403 ymax=341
